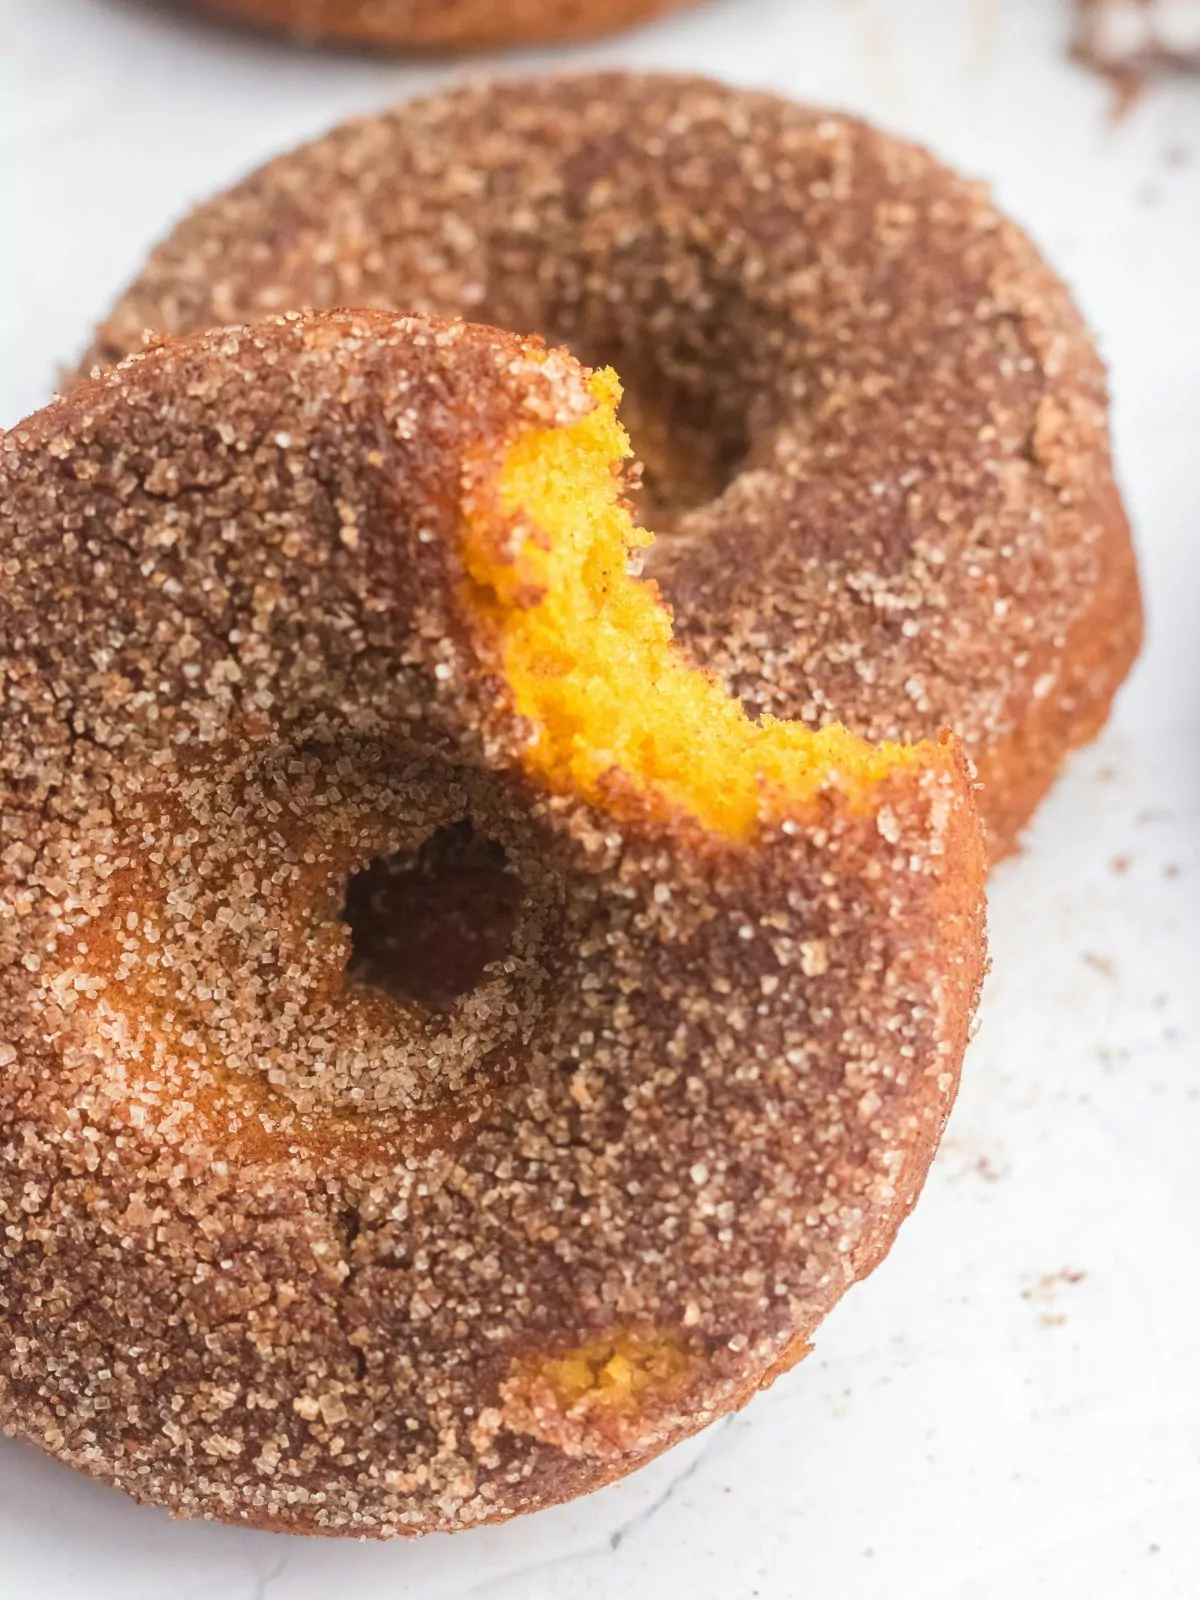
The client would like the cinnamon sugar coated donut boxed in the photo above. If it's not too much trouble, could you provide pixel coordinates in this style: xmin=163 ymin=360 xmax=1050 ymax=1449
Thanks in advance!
xmin=85 ymin=74 xmax=1142 ymax=858
xmin=190 ymin=0 xmax=690 ymax=50
xmin=0 ymin=311 xmax=986 ymax=1534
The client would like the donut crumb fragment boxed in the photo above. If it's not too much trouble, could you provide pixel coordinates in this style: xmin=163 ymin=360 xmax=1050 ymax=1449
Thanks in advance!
xmin=500 ymin=1330 xmax=693 ymax=1457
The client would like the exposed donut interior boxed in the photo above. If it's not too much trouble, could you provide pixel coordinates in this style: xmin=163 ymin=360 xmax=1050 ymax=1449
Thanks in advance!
xmin=466 ymin=368 xmax=928 ymax=841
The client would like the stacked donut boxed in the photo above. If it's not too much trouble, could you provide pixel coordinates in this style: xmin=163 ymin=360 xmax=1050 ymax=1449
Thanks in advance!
xmin=0 ymin=75 xmax=1139 ymax=1536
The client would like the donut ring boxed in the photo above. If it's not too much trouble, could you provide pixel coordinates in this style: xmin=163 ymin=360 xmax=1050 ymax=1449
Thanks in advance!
xmin=84 ymin=74 xmax=1142 ymax=858
xmin=188 ymin=0 xmax=691 ymax=51
xmin=0 ymin=310 xmax=985 ymax=1534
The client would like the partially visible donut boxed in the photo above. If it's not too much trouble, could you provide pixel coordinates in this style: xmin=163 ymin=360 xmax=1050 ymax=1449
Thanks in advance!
xmin=83 ymin=74 xmax=1143 ymax=859
xmin=0 ymin=310 xmax=986 ymax=1534
xmin=188 ymin=0 xmax=692 ymax=51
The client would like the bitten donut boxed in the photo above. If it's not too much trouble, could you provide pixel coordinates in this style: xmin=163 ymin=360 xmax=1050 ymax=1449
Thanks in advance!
xmin=84 ymin=74 xmax=1142 ymax=858
xmin=188 ymin=0 xmax=691 ymax=51
xmin=0 ymin=311 xmax=986 ymax=1534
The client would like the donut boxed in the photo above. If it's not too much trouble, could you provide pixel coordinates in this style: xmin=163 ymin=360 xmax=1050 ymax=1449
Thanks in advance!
xmin=188 ymin=0 xmax=691 ymax=51
xmin=82 ymin=74 xmax=1143 ymax=860
xmin=0 ymin=309 xmax=986 ymax=1534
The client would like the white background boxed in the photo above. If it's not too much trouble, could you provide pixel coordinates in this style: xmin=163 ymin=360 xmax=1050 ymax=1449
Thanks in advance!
xmin=0 ymin=1 xmax=1198 ymax=1595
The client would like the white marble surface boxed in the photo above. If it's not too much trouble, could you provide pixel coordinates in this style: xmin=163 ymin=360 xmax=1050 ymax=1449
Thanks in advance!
xmin=0 ymin=0 xmax=1198 ymax=1595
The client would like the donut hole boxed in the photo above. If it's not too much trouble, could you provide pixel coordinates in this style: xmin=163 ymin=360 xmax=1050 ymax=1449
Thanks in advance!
xmin=566 ymin=353 xmax=752 ymax=522
xmin=341 ymin=820 xmax=524 ymax=1014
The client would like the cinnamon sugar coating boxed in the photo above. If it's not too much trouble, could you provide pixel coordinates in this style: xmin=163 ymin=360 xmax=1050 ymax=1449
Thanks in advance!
xmin=83 ymin=74 xmax=1143 ymax=857
xmin=190 ymin=0 xmax=690 ymax=50
xmin=1 ymin=312 xmax=986 ymax=1534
